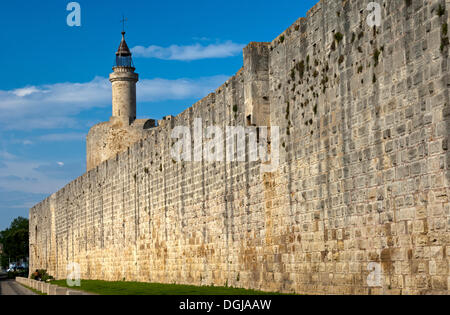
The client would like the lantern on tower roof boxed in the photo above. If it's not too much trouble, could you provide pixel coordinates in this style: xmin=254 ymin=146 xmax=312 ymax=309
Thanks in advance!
xmin=115 ymin=31 xmax=134 ymax=69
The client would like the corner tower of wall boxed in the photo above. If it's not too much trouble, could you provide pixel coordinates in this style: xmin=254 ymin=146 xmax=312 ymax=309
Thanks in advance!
xmin=111 ymin=31 xmax=138 ymax=126
xmin=110 ymin=68 xmax=138 ymax=126
xmin=86 ymin=31 xmax=155 ymax=171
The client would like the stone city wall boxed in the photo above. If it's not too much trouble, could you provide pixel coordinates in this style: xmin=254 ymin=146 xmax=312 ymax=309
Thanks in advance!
xmin=30 ymin=0 xmax=450 ymax=294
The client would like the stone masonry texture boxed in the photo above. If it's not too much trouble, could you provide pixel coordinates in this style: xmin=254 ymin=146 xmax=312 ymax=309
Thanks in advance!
xmin=30 ymin=0 xmax=450 ymax=295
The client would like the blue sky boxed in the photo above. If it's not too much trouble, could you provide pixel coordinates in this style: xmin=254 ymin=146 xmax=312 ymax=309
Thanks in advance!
xmin=0 ymin=0 xmax=317 ymax=230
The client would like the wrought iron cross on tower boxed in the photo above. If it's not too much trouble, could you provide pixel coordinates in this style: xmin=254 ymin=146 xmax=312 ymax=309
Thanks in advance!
xmin=121 ymin=15 xmax=128 ymax=33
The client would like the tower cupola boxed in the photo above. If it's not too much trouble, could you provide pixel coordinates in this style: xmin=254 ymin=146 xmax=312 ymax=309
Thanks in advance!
xmin=110 ymin=30 xmax=139 ymax=126
xmin=115 ymin=32 xmax=134 ymax=68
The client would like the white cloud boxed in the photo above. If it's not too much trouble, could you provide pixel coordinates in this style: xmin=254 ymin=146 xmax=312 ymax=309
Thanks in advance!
xmin=0 ymin=160 xmax=67 ymax=194
xmin=0 ymin=75 xmax=229 ymax=130
xmin=131 ymin=41 xmax=245 ymax=61
xmin=13 ymin=86 xmax=41 ymax=97
xmin=0 ymin=151 xmax=16 ymax=160
xmin=0 ymin=76 xmax=110 ymax=130
xmin=0 ymin=159 xmax=84 ymax=195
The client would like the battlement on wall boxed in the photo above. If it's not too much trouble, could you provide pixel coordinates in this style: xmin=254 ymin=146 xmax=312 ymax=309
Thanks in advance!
xmin=31 ymin=0 xmax=450 ymax=295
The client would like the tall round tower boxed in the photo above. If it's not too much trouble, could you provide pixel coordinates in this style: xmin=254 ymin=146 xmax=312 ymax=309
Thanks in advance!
xmin=109 ymin=31 xmax=139 ymax=126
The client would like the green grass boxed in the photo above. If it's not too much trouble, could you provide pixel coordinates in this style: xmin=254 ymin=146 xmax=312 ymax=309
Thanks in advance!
xmin=50 ymin=280 xmax=284 ymax=296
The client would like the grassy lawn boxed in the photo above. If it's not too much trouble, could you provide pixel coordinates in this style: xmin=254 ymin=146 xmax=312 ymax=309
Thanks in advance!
xmin=50 ymin=280 xmax=283 ymax=295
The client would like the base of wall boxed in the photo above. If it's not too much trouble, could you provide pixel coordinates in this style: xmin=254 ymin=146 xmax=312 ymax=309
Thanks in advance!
xmin=15 ymin=277 xmax=92 ymax=295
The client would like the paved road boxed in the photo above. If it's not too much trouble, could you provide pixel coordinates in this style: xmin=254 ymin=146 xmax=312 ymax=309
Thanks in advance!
xmin=0 ymin=279 xmax=37 ymax=295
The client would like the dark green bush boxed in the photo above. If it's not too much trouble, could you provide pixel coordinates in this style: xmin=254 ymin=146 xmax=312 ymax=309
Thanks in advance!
xmin=30 ymin=269 xmax=54 ymax=282
xmin=437 ymin=4 xmax=445 ymax=17
xmin=334 ymin=32 xmax=344 ymax=43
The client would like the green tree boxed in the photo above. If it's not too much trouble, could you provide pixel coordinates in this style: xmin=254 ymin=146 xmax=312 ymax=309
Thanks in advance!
xmin=0 ymin=217 xmax=29 ymax=268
